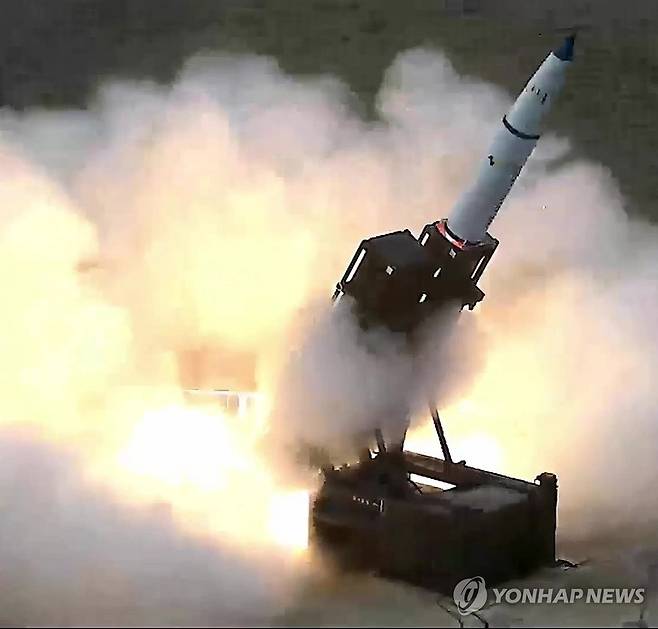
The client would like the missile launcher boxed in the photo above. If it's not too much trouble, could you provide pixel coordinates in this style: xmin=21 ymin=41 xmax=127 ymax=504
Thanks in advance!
xmin=311 ymin=35 xmax=576 ymax=594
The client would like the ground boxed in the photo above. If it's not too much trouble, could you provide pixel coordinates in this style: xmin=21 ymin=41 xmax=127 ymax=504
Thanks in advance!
xmin=275 ymin=536 xmax=658 ymax=627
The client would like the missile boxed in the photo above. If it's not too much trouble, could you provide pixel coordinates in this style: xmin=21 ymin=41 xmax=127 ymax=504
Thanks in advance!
xmin=334 ymin=36 xmax=575 ymax=335
xmin=447 ymin=35 xmax=575 ymax=244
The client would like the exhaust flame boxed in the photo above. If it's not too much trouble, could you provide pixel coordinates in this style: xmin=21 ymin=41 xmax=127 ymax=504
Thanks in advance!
xmin=112 ymin=402 xmax=309 ymax=552
xmin=269 ymin=490 xmax=312 ymax=553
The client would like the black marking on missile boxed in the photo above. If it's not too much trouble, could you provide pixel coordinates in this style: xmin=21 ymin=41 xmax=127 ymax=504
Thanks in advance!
xmin=502 ymin=115 xmax=540 ymax=140
xmin=488 ymin=154 xmax=495 ymax=166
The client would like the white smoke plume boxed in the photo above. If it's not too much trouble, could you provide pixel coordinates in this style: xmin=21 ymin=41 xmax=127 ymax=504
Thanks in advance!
xmin=268 ymin=296 xmax=484 ymax=458
xmin=0 ymin=44 xmax=656 ymax=625
xmin=0 ymin=427 xmax=300 ymax=627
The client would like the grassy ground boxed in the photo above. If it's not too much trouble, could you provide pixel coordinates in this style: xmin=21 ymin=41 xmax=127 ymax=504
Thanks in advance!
xmin=1 ymin=1 xmax=657 ymax=219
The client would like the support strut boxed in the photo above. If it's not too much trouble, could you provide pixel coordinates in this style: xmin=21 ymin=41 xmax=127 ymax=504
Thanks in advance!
xmin=430 ymin=405 xmax=453 ymax=464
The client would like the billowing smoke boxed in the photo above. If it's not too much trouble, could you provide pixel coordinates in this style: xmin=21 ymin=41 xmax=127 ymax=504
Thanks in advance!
xmin=0 ymin=427 xmax=298 ymax=627
xmin=268 ymin=296 xmax=484 ymax=459
xmin=0 ymin=43 xmax=656 ymax=625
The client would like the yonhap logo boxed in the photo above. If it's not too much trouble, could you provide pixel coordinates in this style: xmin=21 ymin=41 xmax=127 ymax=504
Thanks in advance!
xmin=450 ymin=577 xmax=645 ymax=617
xmin=453 ymin=576 xmax=487 ymax=615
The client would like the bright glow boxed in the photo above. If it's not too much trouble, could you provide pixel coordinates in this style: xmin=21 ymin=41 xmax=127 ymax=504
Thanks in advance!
xmin=113 ymin=402 xmax=309 ymax=553
xmin=268 ymin=490 xmax=310 ymax=553
xmin=455 ymin=433 xmax=503 ymax=471
xmin=409 ymin=474 xmax=455 ymax=491
xmin=118 ymin=405 xmax=248 ymax=492
xmin=406 ymin=401 xmax=504 ymax=473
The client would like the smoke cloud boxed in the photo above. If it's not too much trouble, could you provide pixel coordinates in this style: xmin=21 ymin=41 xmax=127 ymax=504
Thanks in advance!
xmin=0 ymin=427 xmax=299 ymax=627
xmin=267 ymin=296 xmax=484 ymax=460
xmin=0 ymin=43 xmax=656 ymax=624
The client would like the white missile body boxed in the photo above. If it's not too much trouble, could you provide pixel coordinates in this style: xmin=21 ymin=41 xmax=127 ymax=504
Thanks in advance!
xmin=447 ymin=36 xmax=575 ymax=244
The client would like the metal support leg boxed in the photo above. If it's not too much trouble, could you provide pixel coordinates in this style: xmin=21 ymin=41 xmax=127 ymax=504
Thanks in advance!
xmin=430 ymin=405 xmax=453 ymax=464
xmin=375 ymin=428 xmax=387 ymax=454
xmin=395 ymin=423 xmax=408 ymax=451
